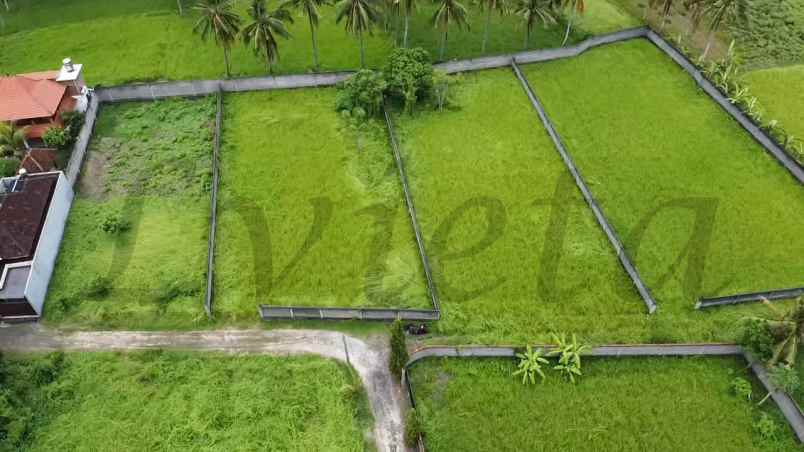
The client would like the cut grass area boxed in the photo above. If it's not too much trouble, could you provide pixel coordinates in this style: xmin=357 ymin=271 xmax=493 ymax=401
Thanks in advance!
xmin=409 ymin=356 xmax=799 ymax=452
xmin=45 ymin=98 xmax=214 ymax=329
xmin=393 ymin=68 xmax=779 ymax=345
xmin=393 ymin=69 xmax=648 ymax=344
xmin=0 ymin=0 xmax=611 ymax=85
xmin=522 ymin=40 xmax=804 ymax=311
xmin=744 ymin=65 xmax=804 ymax=144
xmin=215 ymin=88 xmax=428 ymax=320
xmin=1 ymin=351 xmax=373 ymax=451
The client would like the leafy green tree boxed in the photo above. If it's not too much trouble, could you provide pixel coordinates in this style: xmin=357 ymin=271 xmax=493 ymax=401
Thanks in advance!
xmin=336 ymin=0 xmax=381 ymax=68
xmin=477 ymin=0 xmax=507 ymax=53
xmin=514 ymin=0 xmax=554 ymax=50
xmin=557 ymin=0 xmax=584 ymax=45
xmin=548 ymin=333 xmax=588 ymax=383
xmin=336 ymin=69 xmax=387 ymax=117
xmin=389 ymin=319 xmax=409 ymax=379
xmin=384 ymin=47 xmax=434 ymax=113
xmin=282 ymin=0 xmax=331 ymax=70
xmin=194 ymin=0 xmax=242 ymax=77
xmin=242 ymin=0 xmax=293 ymax=74
xmin=432 ymin=0 xmax=469 ymax=61
xmin=0 ymin=122 xmax=27 ymax=159
xmin=513 ymin=345 xmax=549 ymax=385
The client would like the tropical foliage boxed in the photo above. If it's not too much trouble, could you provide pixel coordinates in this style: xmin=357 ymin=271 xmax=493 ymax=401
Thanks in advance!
xmin=512 ymin=345 xmax=548 ymax=384
xmin=193 ymin=0 xmax=242 ymax=76
xmin=242 ymin=0 xmax=293 ymax=73
xmin=336 ymin=0 xmax=381 ymax=67
xmin=431 ymin=0 xmax=469 ymax=60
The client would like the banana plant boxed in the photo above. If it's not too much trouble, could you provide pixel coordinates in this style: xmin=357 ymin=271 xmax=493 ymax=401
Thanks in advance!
xmin=549 ymin=333 xmax=588 ymax=383
xmin=745 ymin=297 xmax=804 ymax=368
xmin=513 ymin=345 xmax=549 ymax=385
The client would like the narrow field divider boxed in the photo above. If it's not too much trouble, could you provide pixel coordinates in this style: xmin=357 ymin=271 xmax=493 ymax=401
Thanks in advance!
xmin=696 ymin=287 xmax=804 ymax=310
xmin=204 ymin=88 xmax=223 ymax=318
xmin=403 ymin=343 xmax=804 ymax=447
xmin=511 ymin=60 xmax=658 ymax=314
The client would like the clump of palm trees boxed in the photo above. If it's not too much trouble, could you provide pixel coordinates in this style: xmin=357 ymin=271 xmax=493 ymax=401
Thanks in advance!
xmin=643 ymin=0 xmax=742 ymax=59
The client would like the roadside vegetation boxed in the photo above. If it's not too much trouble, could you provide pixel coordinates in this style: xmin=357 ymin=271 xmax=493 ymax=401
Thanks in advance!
xmin=45 ymin=98 xmax=214 ymax=329
xmin=215 ymin=88 xmax=428 ymax=319
xmin=409 ymin=356 xmax=799 ymax=451
xmin=522 ymin=40 xmax=804 ymax=311
xmin=0 ymin=351 xmax=373 ymax=451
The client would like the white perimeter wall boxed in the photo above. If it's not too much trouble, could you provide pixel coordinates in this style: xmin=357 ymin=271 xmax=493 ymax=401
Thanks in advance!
xmin=25 ymin=172 xmax=74 ymax=315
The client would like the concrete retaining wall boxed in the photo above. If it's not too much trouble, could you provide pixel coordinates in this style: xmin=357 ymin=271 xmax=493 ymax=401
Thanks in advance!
xmin=64 ymin=94 xmax=99 ymax=185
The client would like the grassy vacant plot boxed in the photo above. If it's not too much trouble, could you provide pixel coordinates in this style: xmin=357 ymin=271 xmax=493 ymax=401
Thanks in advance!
xmin=1 ymin=351 xmax=372 ymax=451
xmin=392 ymin=68 xmax=775 ymax=344
xmin=522 ymin=40 xmax=804 ymax=310
xmin=409 ymin=356 xmax=798 ymax=451
xmin=0 ymin=0 xmax=636 ymax=85
xmin=744 ymin=65 xmax=804 ymax=144
xmin=215 ymin=88 xmax=428 ymax=319
xmin=46 ymin=98 xmax=213 ymax=329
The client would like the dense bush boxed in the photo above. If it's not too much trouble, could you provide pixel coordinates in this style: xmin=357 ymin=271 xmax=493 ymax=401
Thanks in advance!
xmin=389 ymin=320 xmax=409 ymax=379
xmin=61 ymin=110 xmax=85 ymax=141
xmin=336 ymin=69 xmax=388 ymax=118
xmin=0 ymin=158 xmax=20 ymax=178
xmin=98 ymin=208 xmax=129 ymax=234
xmin=43 ymin=126 xmax=69 ymax=149
xmin=738 ymin=318 xmax=775 ymax=362
xmin=384 ymin=48 xmax=434 ymax=113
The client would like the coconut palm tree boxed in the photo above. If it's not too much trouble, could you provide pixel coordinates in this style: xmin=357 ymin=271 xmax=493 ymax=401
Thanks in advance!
xmin=700 ymin=0 xmax=739 ymax=59
xmin=432 ymin=0 xmax=469 ymax=61
xmin=400 ymin=0 xmax=417 ymax=47
xmin=242 ymin=0 xmax=293 ymax=73
xmin=336 ymin=0 xmax=381 ymax=67
xmin=477 ymin=0 xmax=507 ymax=53
xmin=747 ymin=298 xmax=804 ymax=368
xmin=282 ymin=0 xmax=330 ymax=70
xmin=514 ymin=0 xmax=554 ymax=49
xmin=0 ymin=122 xmax=28 ymax=159
xmin=177 ymin=0 xmax=184 ymax=15
xmin=557 ymin=0 xmax=583 ymax=45
xmin=194 ymin=0 xmax=242 ymax=77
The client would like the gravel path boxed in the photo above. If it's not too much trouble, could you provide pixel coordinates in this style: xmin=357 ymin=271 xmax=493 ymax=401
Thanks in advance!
xmin=0 ymin=324 xmax=407 ymax=452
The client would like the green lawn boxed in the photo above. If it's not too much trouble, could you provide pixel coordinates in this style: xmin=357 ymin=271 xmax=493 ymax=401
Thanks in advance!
xmin=0 ymin=351 xmax=373 ymax=451
xmin=409 ymin=356 xmax=799 ymax=452
xmin=45 ymin=98 xmax=213 ymax=329
xmin=0 ymin=0 xmax=638 ymax=85
xmin=215 ymin=88 xmax=429 ymax=320
xmin=744 ymin=65 xmax=804 ymax=149
xmin=521 ymin=40 xmax=804 ymax=311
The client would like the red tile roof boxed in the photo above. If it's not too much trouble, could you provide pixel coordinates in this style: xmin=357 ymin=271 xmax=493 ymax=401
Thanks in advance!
xmin=20 ymin=149 xmax=57 ymax=174
xmin=17 ymin=71 xmax=59 ymax=81
xmin=0 ymin=76 xmax=66 ymax=122
xmin=0 ymin=173 xmax=58 ymax=263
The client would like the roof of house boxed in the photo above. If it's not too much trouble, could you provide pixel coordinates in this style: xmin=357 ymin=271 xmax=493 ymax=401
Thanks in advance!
xmin=17 ymin=70 xmax=59 ymax=81
xmin=20 ymin=149 xmax=58 ymax=174
xmin=0 ymin=173 xmax=58 ymax=263
xmin=0 ymin=75 xmax=66 ymax=122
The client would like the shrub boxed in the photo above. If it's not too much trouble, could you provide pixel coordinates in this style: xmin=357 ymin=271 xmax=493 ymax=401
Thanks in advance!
xmin=0 ymin=158 xmax=20 ymax=178
xmin=389 ymin=320 xmax=409 ymax=379
xmin=730 ymin=377 xmax=753 ymax=401
xmin=513 ymin=345 xmax=548 ymax=385
xmin=404 ymin=408 xmax=423 ymax=447
xmin=61 ymin=111 xmax=85 ymax=140
xmin=549 ymin=333 xmax=589 ymax=384
xmin=43 ymin=126 xmax=69 ymax=149
xmin=99 ymin=209 xmax=129 ymax=234
xmin=82 ymin=275 xmax=111 ymax=299
xmin=754 ymin=412 xmax=780 ymax=441
xmin=739 ymin=318 xmax=775 ymax=362
xmin=336 ymin=69 xmax=387 ymax=119
xmin=383 ymin=47 xmax=434 ymax=113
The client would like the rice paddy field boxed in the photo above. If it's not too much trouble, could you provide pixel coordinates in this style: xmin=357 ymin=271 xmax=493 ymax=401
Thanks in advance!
xmin=521 ymin=40 xmax=804 ymax=312
xmin=0 ymin=351 xmax=372 ymax=451
xmin=744 ymin=65 xmax=804 ymax=148
xmin=0 ymin=0 xmax=638 ymax=85
xmin=408 ymin=356 xmax=799 ymax=452
xmin=214 ymin=88 xmax=429 ymax=320
xmin=45 ymin=98 xmax=213 ymax=329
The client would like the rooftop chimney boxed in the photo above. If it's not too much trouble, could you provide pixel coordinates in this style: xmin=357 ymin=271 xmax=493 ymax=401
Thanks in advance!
xmin=62 ymin=58 xmax=74 ymax=73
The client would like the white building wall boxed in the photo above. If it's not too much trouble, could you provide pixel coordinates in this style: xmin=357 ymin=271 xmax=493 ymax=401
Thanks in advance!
xmin=24 ymin=172 xmax=74 ymax=315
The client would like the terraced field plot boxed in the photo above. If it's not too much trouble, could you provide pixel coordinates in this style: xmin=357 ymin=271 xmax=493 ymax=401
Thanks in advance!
xmin=46 ymin=98 xmax=213 ymax=329
xmin=215 ymin=88 xmax=429 ymax=320
xmin=0 ymin=351 xmax=372 ymax=451
xmin=522 ymin=39 xmax=804 ymax=311
xmin=409 ymin=356 xmax=798 ymax=452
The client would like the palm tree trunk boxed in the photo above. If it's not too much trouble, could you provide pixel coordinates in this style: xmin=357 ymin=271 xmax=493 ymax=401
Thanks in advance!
xmin=309 ymin=16 xmax=319 ymax=70
xmin=3 ymin=0 xmax=10 ymax=11
xmin=176 ymin=0 xmax=183 ymax=15
xmin=223 ymin=46 xmax=231 ymax=77
xmin=359 ymin=31 xmax=366 ymax=68
xmin=660 ymin=12 xmax=668 ymax=31
xmin=266 ymin=46 xmax=273 ymax=74
xmin=439 ymin=29 xmax=448 ymax=61
xmin=482 ymin=7 xmax=492 ymax=53
xmin=403 ymin=10 xmax=410 ymax=47
xmin=562 ymin=13 xmax=573 ymax=46
xmin=702 ymin=31 xmax=714 ymax=59
xmin=523 ymin=27 xmax=529 ymax=50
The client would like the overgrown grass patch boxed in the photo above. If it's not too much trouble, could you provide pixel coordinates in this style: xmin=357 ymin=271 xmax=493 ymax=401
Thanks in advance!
xmin=45 ymin=98 xmax=214 ymax=329
xmin=409 ymin=356 xmax=799 ymax=451
xmin=215 ymin=88 xmax=429 ymax=320
xmin=0 ymin=0 xmax=603 ymax=85
xmin=744 ymin=65 xmax=804 ymax=144
xmin=522 ymin=40 xmax=804 ymax=313
xmin=0 ymin=351 xmax=372 ymax=451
